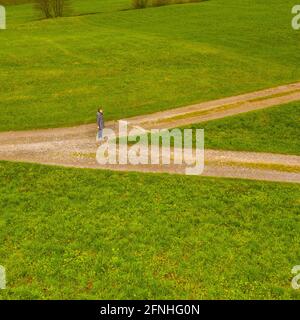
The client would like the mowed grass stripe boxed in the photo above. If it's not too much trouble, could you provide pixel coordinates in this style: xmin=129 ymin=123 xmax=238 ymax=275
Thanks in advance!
xmin=181 ymin=102 xmax=300 ymax=155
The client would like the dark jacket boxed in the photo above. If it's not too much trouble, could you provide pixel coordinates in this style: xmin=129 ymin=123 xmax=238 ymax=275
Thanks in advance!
xmin=97 ymin=112 xmax=104 ymax=129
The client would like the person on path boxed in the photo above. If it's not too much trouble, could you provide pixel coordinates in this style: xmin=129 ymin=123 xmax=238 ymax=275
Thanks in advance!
xmin=97 ymin=108 xmax=104 ymax=142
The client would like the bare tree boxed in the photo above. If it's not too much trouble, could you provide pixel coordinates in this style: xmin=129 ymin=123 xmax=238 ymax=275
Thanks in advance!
xmin=35 ymin=0 xmax=71 ymax=19
xmin=35 ymin=0 xmax=52 ymax=18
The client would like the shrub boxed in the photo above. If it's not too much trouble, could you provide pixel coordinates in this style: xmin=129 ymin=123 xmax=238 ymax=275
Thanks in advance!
xmin=132 ymin=0 xmax=148 ymax=9
xmin=35 ymin=0 xmax=51 ymax=18
xmin=152 ymin=0 xmax=170 ymax=7
xmin=35 ymin=0 xmax=72 ymax=19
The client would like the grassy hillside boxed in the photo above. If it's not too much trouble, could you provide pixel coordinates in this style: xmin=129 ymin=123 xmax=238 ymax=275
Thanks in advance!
xmin=181 ymin=102 xmax=300 ymax=155
xmin=0 ymin=0 xmax=299 ymax=131
xmin=0 ymin=161 xmax=299 ymax=299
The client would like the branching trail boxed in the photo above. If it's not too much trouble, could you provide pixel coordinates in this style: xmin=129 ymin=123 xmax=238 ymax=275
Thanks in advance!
xmin=0 ymin=82 xmax=300 ymax=183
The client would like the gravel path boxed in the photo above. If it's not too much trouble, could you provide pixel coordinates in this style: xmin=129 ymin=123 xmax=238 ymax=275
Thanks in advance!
xmin=0 ymin=82 xmax=299 ymax=183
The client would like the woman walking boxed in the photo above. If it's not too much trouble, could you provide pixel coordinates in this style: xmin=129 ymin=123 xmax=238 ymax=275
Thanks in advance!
xmin=97 ymin=108 xmax=104 ymax=142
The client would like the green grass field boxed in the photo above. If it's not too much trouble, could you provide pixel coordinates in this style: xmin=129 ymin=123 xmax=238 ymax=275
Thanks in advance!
xmin=1 ymin=0 xmax=300 ymax=131
xmin=0 ymin=161 xmax=299 ymax=300
xmin=1 ymin=0 xmax=300 ymax=302
xmin=181 ymin=102 xmax=300 ymax=155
